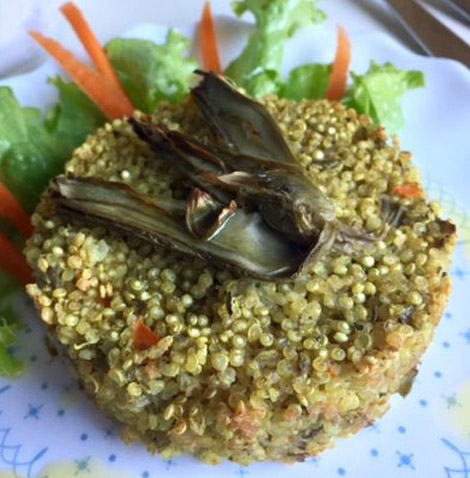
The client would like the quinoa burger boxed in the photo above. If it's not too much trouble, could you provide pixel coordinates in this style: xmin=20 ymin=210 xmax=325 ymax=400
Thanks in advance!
xmin=25 ymin=73 xmax=456 ymax=464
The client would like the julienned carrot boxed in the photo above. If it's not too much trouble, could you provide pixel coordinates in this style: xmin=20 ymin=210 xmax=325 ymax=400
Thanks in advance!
xmin=326 ymin=25 xmax=351 ymax=101
xmin=29 ymin=31 xmax=134 ymax=120
xmin=133 ymin=318 xmax=160 ymax=351
xmin=0 ymin=231 xmax=32 ymax=285
xmin=60 ymin=2 xmax=121 ymax=89
xmin=394 ymin=182 xmax=423 ymax=199
xmin=0 ymin=183 xmax=33 ymax=239
xmin=200 ymin=2 xmax=221 ymax=73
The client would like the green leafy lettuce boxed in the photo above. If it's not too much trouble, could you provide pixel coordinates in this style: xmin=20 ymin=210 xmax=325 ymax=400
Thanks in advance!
xmin=225 ymin=0 xmax=326 ymax=97
xmin=0 ymin=273 xmax=25 ymax=378
xmin=278 ymin=60 xmax=424 ymax=132
xmin=105 ymin=29 xmax=198 ymax=113
xmin=225 ymin=0 xmax=424 ymax=132
xmin=0 ymin=83 xmax=104 ymax=212
xmin=45 ymin=77 xmax=106 ymax=152
xmin=280 ymin=64 xmax=331 ymax=100
xmin=344 ymin=61 xmax=425 ymax=133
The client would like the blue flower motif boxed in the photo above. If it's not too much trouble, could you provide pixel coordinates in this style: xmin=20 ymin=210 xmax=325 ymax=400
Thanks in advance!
xmin=24 ymin=404 xmax=44 ymax=420
xmin=443 ymin=393 xmax=462 ymax=409
xmin=397 ymin=451 xmax=415 ymax=470
xmin=74 ymin=456 xmax=90 ymax=475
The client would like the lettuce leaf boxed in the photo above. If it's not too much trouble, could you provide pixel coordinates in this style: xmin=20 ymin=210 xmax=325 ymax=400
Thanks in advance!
xmin=225 ymin=0 xmax=326 ymax=97
xmin=280 ymin=63 xmax=331 ymax=100
xmin=0 ymin=83 xmax=105 ymax=212
xmin=344 ymin=61 xmax=425 ymax=133
xmin=45 ymin=77 xmax=105 ymax=153
xmin=105 ymin=29 xmax=197 ymax=113
xmin=0 ymin=273 xmax=24 ymax=378
xmin=0 ymin=87 xmax=66 ymax=211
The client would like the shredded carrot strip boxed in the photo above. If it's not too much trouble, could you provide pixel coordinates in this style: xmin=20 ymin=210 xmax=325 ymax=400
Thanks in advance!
xmin=0 ymin=183 xmax=33 ymax=239
xmin=133 ymin=318 xmax=160 ymax=351
xmin=60 ymin=2 xmax=122 ymax=89
xmin=393 ymin=182 xmax=423 ymax=199
xmin=29 ymin=31 xmax=134 ymax=119
xmin=326 ymin=25 xmax=351 ymax=101
xmin=0 ymin=231 xmax=32 ymax=285
xmin=200 ymin=2 xmax=222 ymax=73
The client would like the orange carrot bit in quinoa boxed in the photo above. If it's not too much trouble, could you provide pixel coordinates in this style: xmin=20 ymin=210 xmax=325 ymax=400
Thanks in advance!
xmin=133 ymin=318 xmax=160 ymax=351
xmin=393 ymin=182 xmax=423 ymax=199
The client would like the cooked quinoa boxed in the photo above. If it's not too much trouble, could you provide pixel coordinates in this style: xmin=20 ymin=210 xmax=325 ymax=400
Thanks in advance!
xmin=25 ymin=96 xmax=456 ymax=464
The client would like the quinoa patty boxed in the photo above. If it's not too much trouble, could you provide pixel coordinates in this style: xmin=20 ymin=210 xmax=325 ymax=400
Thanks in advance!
xmin=25 ymin=97 xmax=456 ymax=464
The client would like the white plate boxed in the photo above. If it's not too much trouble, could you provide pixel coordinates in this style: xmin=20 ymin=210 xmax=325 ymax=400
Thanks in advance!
xmin=1 ymin=19 xmax=470 ymax=478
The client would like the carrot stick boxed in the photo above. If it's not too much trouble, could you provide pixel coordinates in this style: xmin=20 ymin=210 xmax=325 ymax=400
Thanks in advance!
xmin=29 ymin=31 xmax=134 ymax=120
xmin=326 ymin=25 xmax=351 ymax=101
xmin=0 ymin=231 xmax=32 ymax=285
xmin=200 ymin=2 xmax=221 ymax=73
xmin=133 ymin=318 xmax=160 ymax=351
xmin=0 ymin=183 xmax=33 ymax=239
xmin=394 ymin=182 xmax=423 ymax=199
xmin=60 ymin=2 xmax=122 ymax=88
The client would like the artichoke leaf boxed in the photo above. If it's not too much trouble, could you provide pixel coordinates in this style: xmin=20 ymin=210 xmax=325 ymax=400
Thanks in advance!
xmin=191 ymin=71 xmax=296 ymax=164
xmin=53 ymin=176 xmax=309 ymax=279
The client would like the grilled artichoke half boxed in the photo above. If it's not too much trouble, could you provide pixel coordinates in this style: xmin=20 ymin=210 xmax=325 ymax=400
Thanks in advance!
xmin=52 ymin=71 xmax=377 ymax=279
